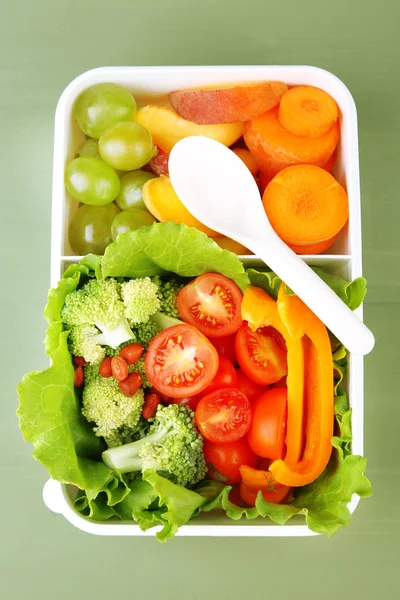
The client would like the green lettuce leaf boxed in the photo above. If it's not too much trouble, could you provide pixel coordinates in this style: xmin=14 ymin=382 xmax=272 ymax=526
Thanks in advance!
xmin=17 ymin=256 xmax=117 ymax=495
xmin=247 ymin=267 xmax=366 ymax=310
xmin=102 ymin=222 xmax=250 ymax=292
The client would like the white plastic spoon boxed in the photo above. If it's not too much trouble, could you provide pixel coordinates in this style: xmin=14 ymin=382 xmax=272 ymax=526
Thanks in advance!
xmin=169 ymin=136 xmax=374 ymax=356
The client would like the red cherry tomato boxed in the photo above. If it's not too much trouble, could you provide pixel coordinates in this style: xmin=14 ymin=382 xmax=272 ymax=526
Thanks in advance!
xmin=203 ymin=437 xmax=258 ymax=484
xmin=195 ymin=388 xmax=252 ymax=443
xmin=189 ymin=356 xmax=238 ymax=407
xmin=235 ymin=322 xmax=287 ymax=385
xmin=119 ymin=343 xmax=144 ymax=365
xmin=236 ymin=368 xmax=269 ymax=402
xmin=178 ymin=273 xmax=243 ymax=337
xmin=208 ymin=334 xmax=238 ymax=365
xmin=119 ymin=372 xmax=143 ymax=397
xmin=145 ymin=324 xmax=219 ymax=398
xmin=99 ymin=357 xmax=113 ymax=378
xmin=247 ymin=388 xmax=287 ymax=460
xmin=142 ymin=393 xmax=161 ymax=419
xmin=111 ymin=356 xmax=129 ymax=381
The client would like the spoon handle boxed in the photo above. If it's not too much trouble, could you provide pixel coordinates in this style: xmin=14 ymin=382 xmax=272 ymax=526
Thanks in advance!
xmin=250 ymin=235 xmax=375 ymax=356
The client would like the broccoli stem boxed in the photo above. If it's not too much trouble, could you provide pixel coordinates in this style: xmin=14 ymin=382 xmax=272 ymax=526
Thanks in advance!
xmin=150 ymin=312 xmax=184 ymax=330
xmin=102 ymin=427 xmax=172 ymax=473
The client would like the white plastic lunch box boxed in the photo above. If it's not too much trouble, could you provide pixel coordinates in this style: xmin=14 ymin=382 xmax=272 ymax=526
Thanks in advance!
xmin=44 ymin=66 xmax=364 ymax=537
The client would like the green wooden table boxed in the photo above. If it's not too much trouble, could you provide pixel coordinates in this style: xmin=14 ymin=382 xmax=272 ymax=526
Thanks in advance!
xmin=2 ymin=1 xmax=399 ymax=597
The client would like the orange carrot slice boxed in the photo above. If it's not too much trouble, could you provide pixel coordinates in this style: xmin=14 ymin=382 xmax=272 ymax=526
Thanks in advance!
xmin=262 ymin=165 xmax=348 ymax=246
xmin=322 ymin=148 xmax=337 ymax=173
xmin=278 ymin=86 xmax=339 ymax=138
xmin=244 ymin=107 xmax=339 ymax=179
xmin=287 ymin=231 xmax=341 ymax=255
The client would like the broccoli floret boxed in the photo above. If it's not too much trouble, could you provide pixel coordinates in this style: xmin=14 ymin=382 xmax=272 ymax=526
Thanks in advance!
xmin=67 ymin=324 xmax=106 ymax=364
xmin=152 ymin=277 xmax=185 ymax=319
xmin=82 ymin=363 xmax=145 ymax=447
xmin=102 ymin=404 xmax=207 ymax=487
xmin=62 ymin=278 xmax=134 ymax=349
xmin=131 ymin=321 xmax=161 ymax=348
xmin=121 ymin=277 xmax=161 ymax=324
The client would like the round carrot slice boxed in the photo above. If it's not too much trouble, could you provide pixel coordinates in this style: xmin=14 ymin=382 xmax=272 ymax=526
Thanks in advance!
xmin=244 ymin=107 xmax=339 ymax=179
xmin=263 ymin=164 xmax=348 ymax=246
xmin=278 ymin=86 xmax=339 ymax=138
xmin=288 ymin=231 xmax=341 ymax=255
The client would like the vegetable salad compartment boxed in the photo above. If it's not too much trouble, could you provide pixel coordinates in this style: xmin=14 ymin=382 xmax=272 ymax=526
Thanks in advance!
xmin=19 ymin=66 xmax=371 ymax=539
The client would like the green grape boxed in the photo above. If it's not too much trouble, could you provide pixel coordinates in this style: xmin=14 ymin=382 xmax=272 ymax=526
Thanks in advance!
xmin=77 ymin=139 xmax=124 ymax=176
xmin=65 ymin=157 xmax=120 ymax=205
xmin=111 ymin=209 xmax=156 ymax=241
xmin=77 ymin=138 xmax=101 ymax=158
xmin=73 ymin=83 xmax=136 ymax=139
xmin=69 ymin=203 xmax=120 ymax=255
xmin=116 ymin=170 xmax=156 ymax=210
xmin=99 ymin=122 xmax=157 ymax=171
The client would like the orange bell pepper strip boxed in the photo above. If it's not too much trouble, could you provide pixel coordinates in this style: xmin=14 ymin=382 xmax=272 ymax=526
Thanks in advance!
xmin=268 ymin=284 xmax=334 ymax=487
xmin=239 ymin=465 xmax=290 ymax=505
xmin=241 ymin=286 xmax=305 ymax=464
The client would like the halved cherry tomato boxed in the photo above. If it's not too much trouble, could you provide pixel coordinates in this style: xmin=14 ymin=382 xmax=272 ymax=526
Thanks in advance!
xmin=119 ymin=372 xmax=143 ymax=397
xmin=111 ymin=356 xmax=129 ymax=381
xmin=74 ymin=356 xmax=87 ymax=367
xmin=208 ymin=334 xmax=238 ymax=365
xmin=236 ymin=368 xmax=269 ymax=402
xmin=119 ymin=343 xmax=144 ymax=365
xmin=99 ymin=357 xmax=113 ymax=378
xmin=145 ymin=324 xmax=219 ymax=398
xmin=247 ymin=388 xmax=287 ymax=460
xmin=203 ymin=437 xmax=258 ymax=484
xmin=239 ymin=465 xmax=290 ymax=505
xmin=74 ymin=365 xmax=84 ymax=387
xmin=235 ymin=322 xmax=287 ymax=385
xmin=178 ymin=273 xmax=243 ymax=338
xmin=142 ymin=393 xmax=161 ymax=419
xmin=195 ymin=388 xmax=252 ymax=442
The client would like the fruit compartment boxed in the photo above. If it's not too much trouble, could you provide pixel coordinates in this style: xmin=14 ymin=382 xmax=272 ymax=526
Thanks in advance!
xmin=46 ymin=66 xmax=363 ymax=537
xmin=52 ymin=65 xmax=360 ymax=287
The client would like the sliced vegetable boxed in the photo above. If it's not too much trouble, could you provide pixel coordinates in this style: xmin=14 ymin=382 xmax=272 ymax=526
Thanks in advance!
xmin=244 ymin=106 xmax=339 ymax=179
xmin=269 ymin=285 xmax=334 ymax=486
xmin=239 ymin=465 xmax=290 ymax=505
xmin=145 ymin=323 xmax=219 ymax=398
xmin=235 ymin=322 xmax=287 ymax=385
xmin=178 ymin=273 xmax=243 ymax=337
xmin=247 ymin=388 xmax=287 ymax=460
xmin=263 ymin=165 xmax=348 ymax=246
xmin=195 ymin=388 xmax=252 ymax=443
xmin=278 ymin=86 xmax=338 ymax=138
xmin=204 ymin=438 xmax=258 ymax=485
xmin=241 ymin=286 xmax=305 ymax=465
